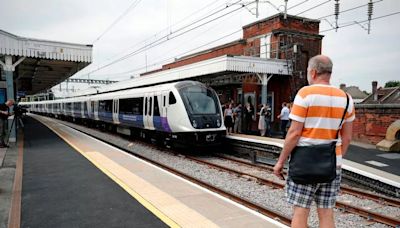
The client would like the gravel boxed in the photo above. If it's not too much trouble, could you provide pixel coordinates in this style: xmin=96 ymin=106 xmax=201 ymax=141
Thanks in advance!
xmin=45 ymin=116 xmax=396 ymax=228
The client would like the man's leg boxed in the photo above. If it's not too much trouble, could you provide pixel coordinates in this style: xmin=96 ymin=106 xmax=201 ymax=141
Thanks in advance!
xmin=315 ymin=169 xmax=342 ymax=228
xmin=317 ymin=208 xmax=335 ymax=228
xmin=0 ymin=119 xmax=5 ymax=145
xmin=292 ymin=206 xmax=310 ymax=228
xmin=280 ymin=120 xmax=286 ymax=138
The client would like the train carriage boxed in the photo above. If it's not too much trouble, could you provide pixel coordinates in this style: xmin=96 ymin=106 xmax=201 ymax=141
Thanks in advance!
xmin=21 ymin=81 xmax=226 ymax=147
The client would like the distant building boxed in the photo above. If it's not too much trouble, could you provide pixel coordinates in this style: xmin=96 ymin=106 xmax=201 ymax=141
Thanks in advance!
xmin=360 ymin=81 xmax=400 ymax=104
xmin=339 ymin=84 xmax=368 ymax=103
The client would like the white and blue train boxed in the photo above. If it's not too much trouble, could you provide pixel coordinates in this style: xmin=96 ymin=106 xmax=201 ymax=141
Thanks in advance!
xmin=21 ymin=81 xmax=226 ymax=147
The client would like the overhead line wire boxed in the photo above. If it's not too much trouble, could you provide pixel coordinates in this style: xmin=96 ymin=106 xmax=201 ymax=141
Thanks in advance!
xmin=84 ymin=0 xmax=249 ymax=76
xmin=316 ymin=0 xmax=383 ymax=20
xmin=320 ymin=11 xmax=400 ymax=33
xmin=93 ymin=28 xmax=244 ymax=79
xmin=103 ymin=0 xmax=227 ymax=62
xmin=85 ymin=0 xmax=243 ymax=75
xmin=295 ymin=0 xmax=331 ymax=16
xmin=92 ymin=0 xmax=142 ymax=43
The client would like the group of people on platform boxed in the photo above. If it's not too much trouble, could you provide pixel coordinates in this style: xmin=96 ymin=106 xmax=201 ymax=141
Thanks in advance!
xmin=222 ymin=100 xmax=292 ymax=138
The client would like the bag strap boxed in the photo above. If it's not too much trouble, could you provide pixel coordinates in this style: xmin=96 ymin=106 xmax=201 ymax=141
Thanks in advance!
xmin=335 ymin=93 xmax=349 ymax=140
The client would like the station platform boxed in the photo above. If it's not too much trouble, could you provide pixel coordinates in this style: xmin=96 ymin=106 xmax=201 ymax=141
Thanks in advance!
xmin=226 ymin=133 xmax=400 ymax=190
xmin=1 ymin=116 xmax=287 ymax=227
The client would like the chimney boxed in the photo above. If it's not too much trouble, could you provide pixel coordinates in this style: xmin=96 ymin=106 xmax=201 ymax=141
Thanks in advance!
xmin=340 ymin=84 xmax=346 ymax=90
xmin=372 ymin=81 xmax=378 ymax=101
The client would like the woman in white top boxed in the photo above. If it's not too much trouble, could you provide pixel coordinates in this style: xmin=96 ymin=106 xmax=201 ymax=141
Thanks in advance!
xmin=224 ymin=104 xmax=234 ymax=135
xmin=258 ymin=104 xmax=267 ymax=136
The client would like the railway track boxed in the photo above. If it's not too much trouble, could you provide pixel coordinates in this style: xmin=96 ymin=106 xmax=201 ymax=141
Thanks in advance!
xmin=187 ymin=155 xmax=400 ymax=227
xmin=217 ymin=154 xmax=400 ymax=208
xmin=39 ymin=116 xmax=400 ymax=227
xmin=226 ymin=137 xmax=400 ymax=198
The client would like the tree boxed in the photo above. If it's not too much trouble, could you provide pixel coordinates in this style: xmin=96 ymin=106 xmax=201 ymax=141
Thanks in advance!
xmin=384 ymin=80 xmax=400 ymax=88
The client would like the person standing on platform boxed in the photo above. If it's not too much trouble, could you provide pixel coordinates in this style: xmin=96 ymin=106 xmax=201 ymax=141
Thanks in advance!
xmin=264 ymin=104 xmax=272 ymax=137
xmin=258 ymin=104 xmax=267 ymax=136
xmin=224 ymin=103 xmax=234 ymax=135
xmin=0 ymin=99 xmax=15 ymax=148
xmin=233 ymin=103 xmax=242 ymax=133
xmin=273 ymin=55 xmax=355 ymax=228
xmin=244 ymin=102 xmax=254 ymax=134
xmin=277 ymin=102 xmax=290 ymax=138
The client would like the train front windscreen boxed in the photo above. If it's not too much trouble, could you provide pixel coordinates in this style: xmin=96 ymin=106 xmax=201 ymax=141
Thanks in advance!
xmin=178 ymin=85 xmax=222 ymax=129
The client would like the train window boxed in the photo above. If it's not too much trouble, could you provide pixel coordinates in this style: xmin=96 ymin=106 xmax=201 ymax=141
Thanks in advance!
xmin=163 ymin=96 xmax=166 ymax=107
xmin=99 ymin=100 xmax=112 ymax=112
xmin=149 ymin=97 xmax=152 ymax=116
xmin=153 ymin=96 xmax=160 ymax=117
xmin=169 ymin=92 xmax=176 ymax=104
xmin=73 ymin=102 xmax=81 ymax=111
xmin=119 ymin=98 xmax=143 ymax=115
xmin=66 ymin=102 xmax=72 ymax=111
xmin=83 ymin=102 xmax=87 ymax=112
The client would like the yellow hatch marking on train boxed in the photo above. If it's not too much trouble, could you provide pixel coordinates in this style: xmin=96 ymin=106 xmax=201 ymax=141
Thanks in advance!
xmin=34 ymin=115 xmax=181 ymax=228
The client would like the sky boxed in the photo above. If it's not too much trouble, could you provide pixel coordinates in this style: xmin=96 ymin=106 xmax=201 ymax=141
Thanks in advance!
xmin=1 ymin=0 xmax=399 ymax=96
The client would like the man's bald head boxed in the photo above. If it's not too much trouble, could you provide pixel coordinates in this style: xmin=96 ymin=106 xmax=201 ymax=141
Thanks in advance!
xmin=307 ymin=55 xmax=333 ymax=85
xmin=308 ymin=55 xmax=333 ymax=76
xmin=5 ymin=99 xmax=14 ymax=107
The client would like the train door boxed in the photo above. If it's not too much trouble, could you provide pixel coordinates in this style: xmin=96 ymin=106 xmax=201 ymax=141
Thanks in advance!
xmin=81 ymin=102 xmax=85 ymax=118
xmin=94 ymin=100 xmax=99 ymax=120
xmin=143 ymin=93 xmax=155 ymax=130
xmin=161 ymin=91 xmax=168 ymax=118
xmin=113 ymin=99 xmax=120 ymax=124
xmin=62 ymin=102 xmax=66 ymax=116
xmin=87 ymin=100 xmax=91 ymax=118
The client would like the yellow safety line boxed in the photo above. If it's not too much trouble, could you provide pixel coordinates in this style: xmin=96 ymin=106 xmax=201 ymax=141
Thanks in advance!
xmin=36 ymin=116 xmax=180 ymax=228
xmin=8 ymin=130 xmax=24 ymax=228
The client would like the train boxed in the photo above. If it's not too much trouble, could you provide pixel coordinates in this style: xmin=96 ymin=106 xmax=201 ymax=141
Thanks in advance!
xmin=20 ymin=81 xmax=226 ymax=147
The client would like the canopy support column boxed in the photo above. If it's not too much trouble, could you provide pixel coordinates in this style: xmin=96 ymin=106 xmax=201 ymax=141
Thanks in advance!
xmin=256 ymin=73 xmax=273 ymax=105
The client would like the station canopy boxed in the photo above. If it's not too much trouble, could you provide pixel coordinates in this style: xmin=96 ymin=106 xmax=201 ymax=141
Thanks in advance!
xmin=0 ymin=29 xmax=92 ymax=95
xmin=74 ymin=55 xmax=291 ymax=96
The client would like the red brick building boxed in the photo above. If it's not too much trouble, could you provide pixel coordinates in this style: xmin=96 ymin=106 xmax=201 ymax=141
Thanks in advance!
xmin=142 ymin=13 xmax=323 ymax=130
xmin=353 ymin=81 xmax=400 ymax=144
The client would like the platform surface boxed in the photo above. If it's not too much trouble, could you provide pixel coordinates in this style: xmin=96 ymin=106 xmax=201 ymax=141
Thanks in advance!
xmin=21 ymin=115 xmax=286 ymax=228
xmin=22 ymin=117 xmax=166 ymax=228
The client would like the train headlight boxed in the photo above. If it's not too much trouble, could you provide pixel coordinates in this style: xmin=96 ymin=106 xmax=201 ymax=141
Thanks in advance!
xmin=192 ymin=120 xmax=198 ymax=128
xmin=216 ymin=119 xmax=221 ymax=127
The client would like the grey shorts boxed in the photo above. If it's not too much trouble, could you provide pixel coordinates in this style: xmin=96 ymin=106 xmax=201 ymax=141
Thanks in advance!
xmin=286 ymin=168 xmax=342 ymax=208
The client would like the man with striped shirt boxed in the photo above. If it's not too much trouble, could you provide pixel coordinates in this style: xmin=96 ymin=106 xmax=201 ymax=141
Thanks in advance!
xmin=273 ymin=55 xmax=355 ymax=228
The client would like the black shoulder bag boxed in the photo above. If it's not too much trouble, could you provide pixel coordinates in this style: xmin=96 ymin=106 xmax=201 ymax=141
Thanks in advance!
xmin=288 ymin=93 xmax=349 ymax=184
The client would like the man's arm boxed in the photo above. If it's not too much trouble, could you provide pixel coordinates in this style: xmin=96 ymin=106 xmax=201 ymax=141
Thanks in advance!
xmin=340 ymin=122 xmax=353 ymax=157
xmin=273 ymin=120 xmax=304 ymax=179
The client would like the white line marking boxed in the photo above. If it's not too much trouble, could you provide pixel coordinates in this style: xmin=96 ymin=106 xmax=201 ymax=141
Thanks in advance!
xmin=365 ymin=160 xmax=389 ymax=167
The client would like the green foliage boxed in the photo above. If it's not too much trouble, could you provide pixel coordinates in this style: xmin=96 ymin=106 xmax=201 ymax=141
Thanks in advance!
xmin=384 ymin=80 xmax=400 ymax=88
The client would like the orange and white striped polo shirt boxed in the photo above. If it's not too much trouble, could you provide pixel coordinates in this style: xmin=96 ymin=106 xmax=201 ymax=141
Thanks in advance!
xmin=289 ymin=84 xmax=355 ymax=166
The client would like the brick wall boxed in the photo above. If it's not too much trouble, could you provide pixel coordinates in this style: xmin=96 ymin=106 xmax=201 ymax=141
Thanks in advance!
xmin=352 ymin=106 xmax=400 ymax=144
xmin=162 ymin=42 xmax=246 ymax=70
xmin=242 ymin=14 xmax=320 ymax=39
